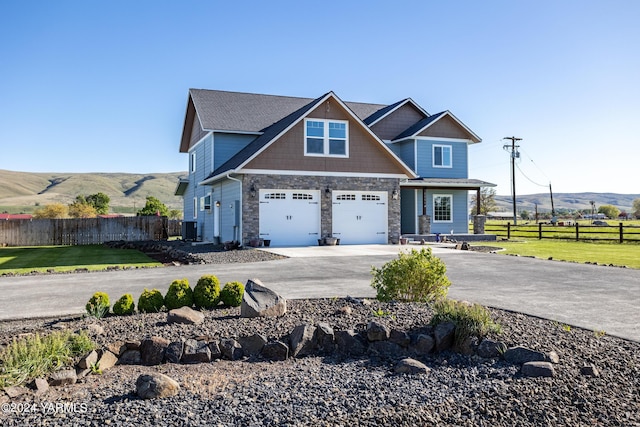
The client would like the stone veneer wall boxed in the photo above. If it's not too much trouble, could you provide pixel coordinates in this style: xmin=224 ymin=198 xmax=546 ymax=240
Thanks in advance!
xmin=241 ymin=174 xmax=401 ymax=245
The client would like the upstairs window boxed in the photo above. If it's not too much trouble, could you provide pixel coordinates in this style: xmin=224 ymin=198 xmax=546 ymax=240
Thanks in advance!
xmin=190 ymin=152 xmax=197 ymax=173
xmin=305 ymin=119 xmax=348 ymax=157
xmin=433 ymin=144 xmax=452 ymax=168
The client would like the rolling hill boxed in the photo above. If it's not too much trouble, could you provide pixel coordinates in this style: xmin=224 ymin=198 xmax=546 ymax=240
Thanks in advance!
xmin=0 ymin=170 xmax=186 ymax=213
xmin=493 ymin=192 xmax=640 ymax=214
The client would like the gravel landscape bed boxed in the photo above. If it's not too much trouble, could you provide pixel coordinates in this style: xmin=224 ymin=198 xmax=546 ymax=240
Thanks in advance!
xmin=1 ymin=243 xmax=638 ymax=426
xmin=1 ymin=297 xmax=639 ymax=426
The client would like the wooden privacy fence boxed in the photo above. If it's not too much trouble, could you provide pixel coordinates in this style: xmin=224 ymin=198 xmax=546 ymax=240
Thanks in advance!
xmin=0 ymin=217 xmax=182 ymax=246
xmin=485 ymin=222 xmax=640 ymax=243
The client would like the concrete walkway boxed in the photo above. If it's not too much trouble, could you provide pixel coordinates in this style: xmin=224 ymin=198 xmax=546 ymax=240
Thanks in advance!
xmin=0 ymin=244 xmax=638 ymax=342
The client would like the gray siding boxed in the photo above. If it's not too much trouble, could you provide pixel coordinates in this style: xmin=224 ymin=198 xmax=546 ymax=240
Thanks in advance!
xmin=416 ymin=139 xmax=468 ymax=179
xmin=214 ymin=133 xmax=256 ymax=170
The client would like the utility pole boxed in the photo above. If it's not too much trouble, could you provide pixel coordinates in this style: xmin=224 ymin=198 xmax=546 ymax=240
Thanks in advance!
xmin=503 ymin=136 xmax=522 ymax=225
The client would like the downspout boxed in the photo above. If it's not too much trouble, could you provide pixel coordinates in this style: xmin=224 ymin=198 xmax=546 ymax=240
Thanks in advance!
xmin=226 ymin=173 xmax=242 ymax=243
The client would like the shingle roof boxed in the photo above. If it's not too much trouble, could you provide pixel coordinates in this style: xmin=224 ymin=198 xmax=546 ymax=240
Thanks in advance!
xmin=393 ymin=112 xmax=446 ymax=140
xmin=189 ymin=89 xmax=387 ymax=133
xmin=205 ymin=94 xmax=326 ymax=180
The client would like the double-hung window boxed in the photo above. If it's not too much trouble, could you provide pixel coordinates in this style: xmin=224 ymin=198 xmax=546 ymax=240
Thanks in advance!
xmin=433 ymin=144 xmax=452 ymax=168
xmin=305 ymin=119 xmax=348 ymax=157
xmin=433 ymin=194 xmax=452 ymax=222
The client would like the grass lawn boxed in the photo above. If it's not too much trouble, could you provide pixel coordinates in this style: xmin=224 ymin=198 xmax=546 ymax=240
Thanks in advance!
xmin=488 ymin=239 xmax=640 ymax=269
xmin=0 ymin=245 xmax=161 ymax=275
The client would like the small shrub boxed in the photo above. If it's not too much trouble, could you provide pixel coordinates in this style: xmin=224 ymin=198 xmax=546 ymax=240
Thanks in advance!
xmin=0 ymin=330 xmax=95 ymax=387
xmin=430 ymin=299 xmax=502 ymax=348
xmin=193 ymin=275 xmax=221 ymax=309
xmin=164 ymin=279 xmax=193 ymax=310
xmin=113 ymin=293 xmax=135 ymax=315
xmin=85 ymin=292 xmax=110 ymax=318
xmin=370 ymin=248 xmax=451 ymax=303
xmin=137 ymin=288 xmax=164 ymax=313
xmin=220 ymin=281 xmax=244 ymax=307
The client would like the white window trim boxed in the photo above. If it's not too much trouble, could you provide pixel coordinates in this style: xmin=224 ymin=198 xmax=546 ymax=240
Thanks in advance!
xmin=304 ymin=118 xmax=349 ymax=158
xmin=190 ymin=152 xmax=197 ymax=174
xmin=200 ymin=193 xmax=211 ymax=211
xmin=432 ymin=144 xmax=452 ymax=168
xmin=193 ymin=197 xmax=198 ymax=219
xmin=432 ymin=194 xmax=453 ymax=223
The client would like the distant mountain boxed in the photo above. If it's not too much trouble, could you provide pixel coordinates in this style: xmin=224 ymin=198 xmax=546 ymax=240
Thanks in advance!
xmin=493 ymin=192 xmax=640 ymax=214
xmin=0 ymin=170 xmax=186 ymax=213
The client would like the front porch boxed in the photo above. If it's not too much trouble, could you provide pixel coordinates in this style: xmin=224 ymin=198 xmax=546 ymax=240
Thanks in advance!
xmin=401 ymin=233 xmax=497 ymax=243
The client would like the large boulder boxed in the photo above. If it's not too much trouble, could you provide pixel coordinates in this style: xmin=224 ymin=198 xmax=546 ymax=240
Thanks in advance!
xmin=434 ymin=321 xmax=456 ymax=352
xmin=181 ymin=339 xmax=212 ymax=364
xmin=238 ymin=334 xmax=268 ymax=357
xmin=136 ymin=373 xmax=180 ymax=399
xmin=503 ymin=346 xmax=550 ymax=365
xmin=290 ymin=324 xmax=317 ymax=358
xmin=394 ymin=358 xmax=430 ymax=375
xmin=261 ymin=341 xmax=289 ymax=361
xmin=167 ymin=306 xmax=205 ymax=325
xmin=366 ymin=321 xmax=390 ymax=342
xmin=240 ymin=279 xmax=287 ymax=318
xmin=140 ymin=336 xmax=170 ymax=366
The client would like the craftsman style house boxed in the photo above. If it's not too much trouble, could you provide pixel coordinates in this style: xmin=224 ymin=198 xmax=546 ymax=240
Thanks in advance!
xmin=176 ymin=89 xmax=493 ymax=246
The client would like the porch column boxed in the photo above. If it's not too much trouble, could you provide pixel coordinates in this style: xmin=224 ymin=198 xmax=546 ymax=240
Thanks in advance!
xmin=476 ymin=188 xmax=481 ymax=215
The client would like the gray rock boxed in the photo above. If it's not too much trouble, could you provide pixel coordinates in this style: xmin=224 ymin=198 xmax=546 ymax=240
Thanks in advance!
xmin=580 ymin=364 xmax=600 ymax=377
xmin=220 ymin=338 xmax=243 ymax=360
xmin=140 ymin=336 xmax=170 ymax=366
xmin=77 ymin=350 xmax=98 ymax=369
xmin=477 ymin=339 xmax=507 ymax=358
xmin=167 ymin=306 xmax=205 ymax=325
xmin=136 ymin=373 xmax=180 ymax=399
xmin=209 ymin=341 xmax=222 ymax=360
xmin=335 ymin=306 xmax=352 ymax=316
xmin=240 ymin=278 xmax=287 ymax=318
xmin=389 ymin=329 xmax=410 ymax=348
xmin=521 ymin=361 xmax=555 ymax=377
xmin=335 ymin=330 xmax=366 ymax=356
xmin=165 ymin=340 xmax=184 ymax=363
xmin=49 ymin=369 xmax=77 ymax=386
xmin=85 ymin=324 xmax=105 ymax=336
xmin=456 ymin=336 xmax=480 ymax=355
xmin=290 ymin=324 xmax=317 ymax=358
xmin=315 ymin=322 xmax=335 ymax=354
xmin=97 ymin=350 xmax=119 ymax=371
xmin=182 ymin=339 xmax=211 ymax=364
xmin=548 ymin=350 xmax=560 ymax=364
xmin=367 ymin=321 xmax=390 ymax=342
xmin=118 ymin=349 xmax=141 ymax=365
xmin=33 ymin=378 xmax=49 ymax=396
xmin=106 ymin=341 xmax=128 ymax=357
xmin=413 ymin=334 xmax=435 ymax=355
xmin=503 ymin=346 xmax=549 ymax=365
xmin=394 ymin=358 xmax=430 ymax=375
xmin=238 ymin=334 xmax=268 ymax=356
xmin=261 ymin=341 xmax=289 ymax=361
xmin=3 ymin=385 xmax=29 ymax=398
xmin=368 ymin=340 xmax=404 ymax=357
xmin=434 ymin=322 xmax=456 ymax=352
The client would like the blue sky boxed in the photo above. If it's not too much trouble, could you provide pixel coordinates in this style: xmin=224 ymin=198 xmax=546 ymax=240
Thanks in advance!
xmin=1 ymin=0 xmax=639 ymax=196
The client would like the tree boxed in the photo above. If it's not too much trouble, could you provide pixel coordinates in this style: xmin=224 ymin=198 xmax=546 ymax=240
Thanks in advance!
xmin=598 ymin=204 xmax=620 ymax=220
xmin=520 ymin=210 xmax=530 ymax=220
xmin=168 ymin=209 xmax=183 ymax=220
xmin=470 ymin=188 xmax=496 ymax=215
xmin=138 ymin=196 xmax=169 ymax=216
xmin=33 ymin=203 xmax=68 ymax=219
xmin=632 ymin=198 xmax=640 ymax=219
xmin=85 ymin=192 xmax=110 ymax=215
xmin=68 ymin=201 xmax=97 ymax=218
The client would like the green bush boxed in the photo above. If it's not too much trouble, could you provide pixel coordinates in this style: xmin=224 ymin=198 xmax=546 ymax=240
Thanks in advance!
xmin=164 ymin=279 xmax=193 ymax=310
xmin=370 ymin=248 xmax=450 ymax=303
xmin=112 ymin=293 xmax=135 ymax=315
xmin=85 ymin=292 xmax=110 ymax=318
xmin=220 ymin=281 xmax=244 ymax=307
xmin=193 ymin=275 xmax=221 ymax=309
xmin=137 ymin=288 xmax=164 ymax=313
xmin=430 ymin=299 xmax=502 ymax=348
xmin=0 ymin=330 xmax=95 ymax=387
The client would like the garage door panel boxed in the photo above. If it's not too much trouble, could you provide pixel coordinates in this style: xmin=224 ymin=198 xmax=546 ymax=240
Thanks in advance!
xmin=259 ymin=190 xmax=320 ymax=246
xmin=332 ymin=191 xmax=387 ymax=244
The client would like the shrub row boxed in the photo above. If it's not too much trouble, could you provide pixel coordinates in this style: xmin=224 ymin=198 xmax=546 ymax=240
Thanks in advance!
xmin=85 ymin=275 xmax=245 ymax=318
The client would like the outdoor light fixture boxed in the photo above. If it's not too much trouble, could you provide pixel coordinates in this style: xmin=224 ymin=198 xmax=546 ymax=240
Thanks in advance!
xmin=250 ymin=184 xmax=257 ymax=198
xmin=215 ymin=200 xmax=221 ymax=207
xmin=325 ymin=187 xmax=331 ymax=196
xmin=392 ymin=189 xmax=399 ymax=200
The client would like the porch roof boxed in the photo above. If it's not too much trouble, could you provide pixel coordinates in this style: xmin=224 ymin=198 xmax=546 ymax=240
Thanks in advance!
xmin=400 ymin=178 xmax=496 ymax=190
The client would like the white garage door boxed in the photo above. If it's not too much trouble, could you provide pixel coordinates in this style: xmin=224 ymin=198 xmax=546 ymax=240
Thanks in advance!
xmin=332 ymin=191 xmax=388 ymax=244
xmin=259 ymin=189 xmax=321 ymax=246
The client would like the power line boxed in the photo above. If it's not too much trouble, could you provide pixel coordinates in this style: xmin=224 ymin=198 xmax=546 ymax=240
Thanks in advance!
xmin=503 ymin=136 xmax=522 ymax=225
xmin=515 ymin=163 xmax=548 ymax=188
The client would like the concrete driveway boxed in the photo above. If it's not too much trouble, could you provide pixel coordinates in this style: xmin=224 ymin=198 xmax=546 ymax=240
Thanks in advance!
xmin=0 ymin=244 xmax=638 ymax=342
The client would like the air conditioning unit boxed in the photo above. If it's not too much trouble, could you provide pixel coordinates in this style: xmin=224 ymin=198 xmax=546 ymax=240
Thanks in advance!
xmin=182 ymin=221 xmax=197 ymax=241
